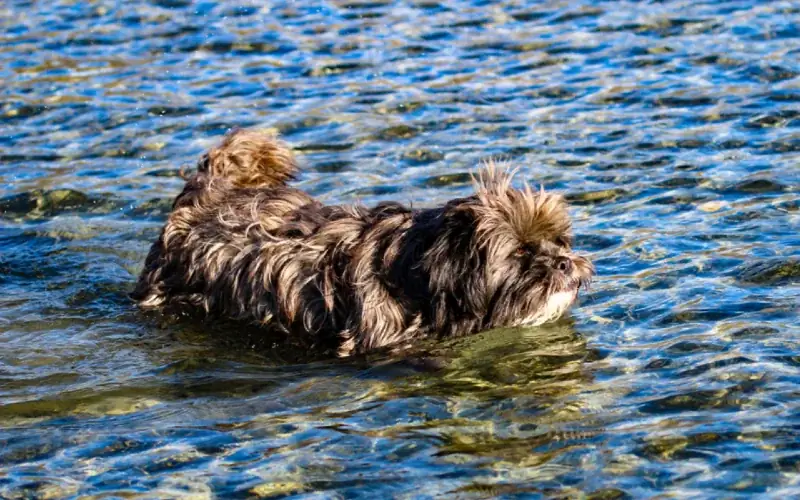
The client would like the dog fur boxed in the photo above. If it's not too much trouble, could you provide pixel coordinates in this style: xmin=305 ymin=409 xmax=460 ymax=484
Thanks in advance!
xmin=132 ymin=129 xmax=594 ymax=357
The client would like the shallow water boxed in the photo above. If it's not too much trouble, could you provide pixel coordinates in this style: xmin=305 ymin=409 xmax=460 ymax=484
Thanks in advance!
xmin=1 ymin=0 xmax=799 ymax=497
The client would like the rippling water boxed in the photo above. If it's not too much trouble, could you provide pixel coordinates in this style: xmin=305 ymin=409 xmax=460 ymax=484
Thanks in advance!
xmin=1 ymin=0 xmax=799 ymax=497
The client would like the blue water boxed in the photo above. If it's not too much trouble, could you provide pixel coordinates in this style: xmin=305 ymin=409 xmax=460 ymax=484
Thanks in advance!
xmin=1 ymin=0 xmax=799 ymax=497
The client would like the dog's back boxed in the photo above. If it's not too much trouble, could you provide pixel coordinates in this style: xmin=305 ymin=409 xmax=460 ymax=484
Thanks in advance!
xmin=131 ymin=130 xmax=310 ymax=313
xmin=132 ymin=129 xmax=421 ymax=357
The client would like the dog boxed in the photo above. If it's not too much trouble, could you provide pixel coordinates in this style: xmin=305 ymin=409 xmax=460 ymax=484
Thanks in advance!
xmin=132 ymin=129 xmax=595 ymax=357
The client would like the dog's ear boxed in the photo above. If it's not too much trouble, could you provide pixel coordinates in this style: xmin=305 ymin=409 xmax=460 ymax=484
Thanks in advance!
xmin=425 ymin=206 xmax=476 ymax=288
xmin=422 ymin=204 xmax=491 ymax=330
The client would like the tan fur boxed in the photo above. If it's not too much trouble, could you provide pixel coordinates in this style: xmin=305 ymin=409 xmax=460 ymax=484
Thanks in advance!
xmin=132 ymin=129 xmax=595 ymax=357
xmin=200 ymin=129 xmax=297 ymax=189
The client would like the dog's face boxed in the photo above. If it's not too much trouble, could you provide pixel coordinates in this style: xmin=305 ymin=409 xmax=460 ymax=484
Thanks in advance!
xmin=423 ymin=166 xmax=594 ymax=332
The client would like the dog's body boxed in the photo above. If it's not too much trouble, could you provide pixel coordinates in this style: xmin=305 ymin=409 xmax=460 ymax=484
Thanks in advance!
xmin=132 ymin=130 xmax=594 ymax=356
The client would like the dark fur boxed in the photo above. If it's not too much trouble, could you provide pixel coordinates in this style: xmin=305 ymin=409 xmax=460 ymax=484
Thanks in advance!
xmin=132 ymin=129 xmax=595 ymax=357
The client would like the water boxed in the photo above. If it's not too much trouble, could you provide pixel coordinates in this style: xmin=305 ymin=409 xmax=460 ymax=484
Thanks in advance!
xmin=1 ymin=0 xmax=799 ymax=497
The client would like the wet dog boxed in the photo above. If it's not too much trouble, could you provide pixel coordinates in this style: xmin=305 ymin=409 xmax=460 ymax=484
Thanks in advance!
xmin=132 ymin=130 xmax=594 ymax=357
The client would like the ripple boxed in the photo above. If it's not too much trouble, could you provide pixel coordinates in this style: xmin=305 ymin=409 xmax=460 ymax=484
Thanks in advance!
xmin=307 ymin=62 xmax=373 ymax=77
xmin=640 ymin=387 xmax=749 ymax=414
xmin=147 ymin=105 xmax=204 ymax=117
xmin=1 ymin=0 xmax=800 ymax=497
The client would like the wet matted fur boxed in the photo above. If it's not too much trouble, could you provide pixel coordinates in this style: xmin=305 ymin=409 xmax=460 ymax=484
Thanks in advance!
xmin=132 ymin=129 xmax=595 ymax=357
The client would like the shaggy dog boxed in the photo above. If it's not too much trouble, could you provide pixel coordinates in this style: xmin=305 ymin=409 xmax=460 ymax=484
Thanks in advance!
xmin=132 ymin=130 xmax=595 ymax=357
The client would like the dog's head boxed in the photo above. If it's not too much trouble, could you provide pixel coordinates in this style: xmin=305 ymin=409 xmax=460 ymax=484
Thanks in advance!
xmin=422 ymin=164 xmax=594 ymax=332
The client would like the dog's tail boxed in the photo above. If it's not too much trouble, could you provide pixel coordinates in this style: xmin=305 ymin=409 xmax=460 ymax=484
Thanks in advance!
xmin=197 ymin=128 xmax=297 ymax=189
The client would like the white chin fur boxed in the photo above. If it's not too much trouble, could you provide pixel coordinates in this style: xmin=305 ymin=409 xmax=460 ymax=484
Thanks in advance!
xmin=516 ymin=290 xmax=576 ymax=327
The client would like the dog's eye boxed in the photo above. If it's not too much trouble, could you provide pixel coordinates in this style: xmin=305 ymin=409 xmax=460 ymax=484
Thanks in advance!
xmin=514 ymin=247 xmax=529 ymax=257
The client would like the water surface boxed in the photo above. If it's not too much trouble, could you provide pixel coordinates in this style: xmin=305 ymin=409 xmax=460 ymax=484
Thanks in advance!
xmin=1 ymin=0 xmax=799 ymax=497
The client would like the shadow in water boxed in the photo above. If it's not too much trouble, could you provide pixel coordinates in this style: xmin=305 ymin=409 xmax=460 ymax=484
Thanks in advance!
xmin=2 ymin=298 xmax=604 ymax=498
xmin=123 ymin=309 xmax=598 ymax=410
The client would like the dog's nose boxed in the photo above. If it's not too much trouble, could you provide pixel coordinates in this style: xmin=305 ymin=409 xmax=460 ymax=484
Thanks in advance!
xmin=555 ymin=257 xmax=572 ymax=274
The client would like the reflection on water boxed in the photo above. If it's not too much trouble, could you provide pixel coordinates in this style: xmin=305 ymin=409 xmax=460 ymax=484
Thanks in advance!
xmin=1 ymin=0 xmax=799 ymax=497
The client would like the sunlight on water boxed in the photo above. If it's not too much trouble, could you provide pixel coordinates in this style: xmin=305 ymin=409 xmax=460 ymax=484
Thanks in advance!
xmin=1 ymin=0 xmax=798 ymax=497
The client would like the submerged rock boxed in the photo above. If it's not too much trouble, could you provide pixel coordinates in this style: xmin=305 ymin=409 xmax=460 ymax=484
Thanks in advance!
xmin=420 ymin=172 xmax=472 ymax=187
xmin=726 ymin=178 xmax=788 ymax=193
xmin=735 ymin=258 xmax=800 ymax=286
xmin=0 ymin=189 xmax=128 ymax=218
xmin=402 ymin=148 xmax=444 ymax=164
xmin=0 ymin=189 xmax=93 ymax=217
xmin=376 ymin=124 xmax=421 ymax=140
xmin=566 ymin=188 xmax=628 ymax=205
